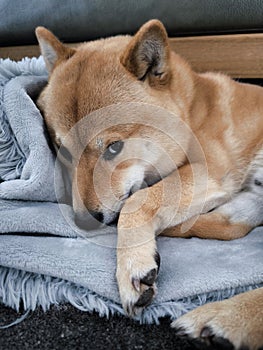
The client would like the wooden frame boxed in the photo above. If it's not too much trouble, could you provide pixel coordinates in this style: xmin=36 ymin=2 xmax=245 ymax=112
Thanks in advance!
xmin=1 ymin=33 xmax=263 ymax=78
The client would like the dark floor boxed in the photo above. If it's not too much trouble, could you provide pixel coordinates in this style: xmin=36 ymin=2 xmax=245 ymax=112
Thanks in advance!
xmin=0 ymin=303 xmax=219 ymax=350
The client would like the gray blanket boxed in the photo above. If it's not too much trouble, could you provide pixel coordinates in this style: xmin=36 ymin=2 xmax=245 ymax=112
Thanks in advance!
xmin=0 ymin=57 xmax=262 ymax=323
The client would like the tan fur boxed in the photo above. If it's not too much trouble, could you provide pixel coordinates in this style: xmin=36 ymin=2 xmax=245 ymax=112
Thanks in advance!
xmin=172 ymin=288 xmax=263 ymax=350
xmin=36 ymin=20 xmax=263 ymax=349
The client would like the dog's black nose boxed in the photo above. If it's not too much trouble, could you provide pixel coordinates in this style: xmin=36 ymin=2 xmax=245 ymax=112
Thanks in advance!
xmin=74 ymin=211 xmax=104 ymax=230
xmin=89 ymin=210 xmax=104 ymax=223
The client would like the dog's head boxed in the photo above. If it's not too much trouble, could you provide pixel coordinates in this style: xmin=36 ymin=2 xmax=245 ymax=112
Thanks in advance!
xmin=36 ymin=20 xmax=193 ymax=228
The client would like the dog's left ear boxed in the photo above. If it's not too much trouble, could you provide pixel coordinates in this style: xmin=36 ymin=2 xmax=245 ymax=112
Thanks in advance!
xmin=121 ymin=20 xmax=171 ymax=84
xmin=35 ymin=27 xmax=76 ymax=73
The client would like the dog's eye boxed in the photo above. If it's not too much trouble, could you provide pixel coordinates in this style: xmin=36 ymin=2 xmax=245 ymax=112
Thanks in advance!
xmin=254 ymin=179 xmax=262 ymax=186
xmin=104 ymin=141 xmax=124 ymax=160
xmin=58 ymin=145 xmax=73 ymax=163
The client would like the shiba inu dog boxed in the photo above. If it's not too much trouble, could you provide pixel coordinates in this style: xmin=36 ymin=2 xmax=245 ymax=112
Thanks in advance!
xmin=35 ymin=20 xmax=263 ymax=349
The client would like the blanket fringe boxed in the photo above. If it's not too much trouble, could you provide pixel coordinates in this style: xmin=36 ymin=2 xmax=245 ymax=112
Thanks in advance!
xmin=0 ymin=266 xmax=261 ymax=327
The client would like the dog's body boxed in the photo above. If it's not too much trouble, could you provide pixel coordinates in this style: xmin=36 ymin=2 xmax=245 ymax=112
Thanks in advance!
xmin=36 ymin=20 xmax=263 ymax=349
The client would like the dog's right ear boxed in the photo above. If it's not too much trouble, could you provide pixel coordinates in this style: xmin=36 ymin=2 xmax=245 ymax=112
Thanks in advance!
xmin=35 ymin=27 xmax=75 ymax=73
xmin=120 ymin=20 xmax=171 ymax=85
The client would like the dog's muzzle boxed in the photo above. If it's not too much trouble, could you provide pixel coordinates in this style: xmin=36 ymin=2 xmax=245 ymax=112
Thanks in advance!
xmin=74 ymin=211 xmax=104 ymax=230
xmin=74 ymin=210 xmax=120 ymax=230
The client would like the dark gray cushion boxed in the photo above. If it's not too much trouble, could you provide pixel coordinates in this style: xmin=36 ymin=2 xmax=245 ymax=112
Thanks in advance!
xmin=0 ymin=0 xmax=263 ymax=46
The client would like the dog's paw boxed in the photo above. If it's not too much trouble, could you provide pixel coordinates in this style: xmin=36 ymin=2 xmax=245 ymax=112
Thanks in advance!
xmin=116 ymin=250 xmax=160 ymax=316
xmin=171 ymin=288 xmax=263 ymax=350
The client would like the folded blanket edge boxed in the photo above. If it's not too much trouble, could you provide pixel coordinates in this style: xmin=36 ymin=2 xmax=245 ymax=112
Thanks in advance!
xmin=1 ymin=265 xmax=262 ymax=326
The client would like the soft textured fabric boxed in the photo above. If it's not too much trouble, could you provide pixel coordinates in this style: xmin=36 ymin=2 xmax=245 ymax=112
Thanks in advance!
xmin=0 ymin=0 xmax=263 ymax=46
xmin=0 ymin=57 xmax=262 ymax=324
xmin=0 ymin=229 xmax=262 ymax=324
xmin=0 ymin=58 xmax=65 ymax=202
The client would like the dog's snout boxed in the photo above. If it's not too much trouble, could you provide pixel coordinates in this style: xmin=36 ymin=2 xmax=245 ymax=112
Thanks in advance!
xmin=89 ymin=210 xmax=104 ymax=223
xmin=74 ymin=211 xmax=104 ymax=230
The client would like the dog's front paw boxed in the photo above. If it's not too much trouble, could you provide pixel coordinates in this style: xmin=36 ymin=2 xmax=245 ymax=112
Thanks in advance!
xmin=171 ymin=288 xmax=263 ymax=350
xmin=116 ymin=249 xmax=160 ymax=317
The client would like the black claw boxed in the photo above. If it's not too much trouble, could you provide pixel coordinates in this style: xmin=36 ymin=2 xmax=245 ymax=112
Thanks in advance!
xmin=201 ymin=327 xmax=234 ymax=349
xmin=135 ymin=288 xmax=154 ymax=308
xmin=154 ymin=251 xmax=161 ymax=273
xmin=200 ymin=326 xmax=213 ymax=339
xmin=140 ymin=268 xmax=157 ymax=286
xmin=174 ymin=326 xmax=187 ymax=336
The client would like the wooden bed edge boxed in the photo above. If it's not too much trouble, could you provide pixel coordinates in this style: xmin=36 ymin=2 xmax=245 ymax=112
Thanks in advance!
xmin=1 ymin=33 xmax=263 ymax=78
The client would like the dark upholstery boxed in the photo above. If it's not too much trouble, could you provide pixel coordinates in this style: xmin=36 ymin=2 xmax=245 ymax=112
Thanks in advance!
xmin=0 ymin=0 xmax=262 ymax=46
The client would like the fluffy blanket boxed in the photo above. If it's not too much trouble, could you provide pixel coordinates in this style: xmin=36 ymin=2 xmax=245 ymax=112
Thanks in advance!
xmin=0 ymin=57 xmax=262 ymax=325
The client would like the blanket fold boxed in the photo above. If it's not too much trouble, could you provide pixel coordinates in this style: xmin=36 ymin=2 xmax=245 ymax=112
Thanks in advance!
xmin=0 ymin=57 xmax=262 ymax=323
xmin=0 ymin=58 xmax=67 ymax=203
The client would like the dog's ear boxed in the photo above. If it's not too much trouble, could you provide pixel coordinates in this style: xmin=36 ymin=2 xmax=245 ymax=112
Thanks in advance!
xmin=121 ymin=20 xmax=171 ymax=84
xmin=35 ymin=27 xmax=75 ymax=73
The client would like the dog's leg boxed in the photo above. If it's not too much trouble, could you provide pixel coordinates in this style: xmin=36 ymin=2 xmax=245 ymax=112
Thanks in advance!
xmin=163 ymin=183 xmax=263 ymax=240
xmin=116 ymin=183 xmax=162 ymax=316
xmin=172 ymin=287 xmax=263 ymax=350
xmin=116 ymin=164 xmax=229 ymax=315
xmin=162 ymin=211 xmax=252 ymax=240
xmin=160 ymin=177 xmax=263 ymax=350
